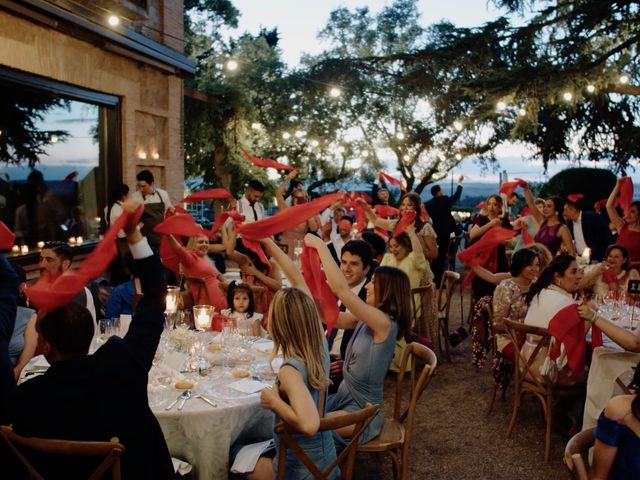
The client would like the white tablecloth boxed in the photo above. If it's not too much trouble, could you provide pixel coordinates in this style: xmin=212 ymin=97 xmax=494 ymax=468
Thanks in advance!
xmin=582 ymin=346 xmax=640 ymax=430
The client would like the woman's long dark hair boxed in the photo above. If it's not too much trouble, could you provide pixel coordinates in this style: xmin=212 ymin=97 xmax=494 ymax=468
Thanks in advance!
xmin=106 ymin=184 xmax=130 ymax=227
xmin=373 ymin=265 xmax=412 ymax=340
xmin=630 ymin=361 xmax=640 ymax=421
xmin=525 ymin=254 xmax=575 ymax=304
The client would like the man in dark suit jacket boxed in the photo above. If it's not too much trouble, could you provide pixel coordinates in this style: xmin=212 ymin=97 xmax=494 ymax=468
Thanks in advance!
xmin=425 ymin=176 xmax=464 ymax=286
xmin=563 ymin=200 xmax=612 ymax=262
xmin=0 ymin=255 xmax=18 ymax=426
xmin=327 ymin=240 xmax=372 ymax=394
xmin=9 ymin=200 xmax=175 ymax=480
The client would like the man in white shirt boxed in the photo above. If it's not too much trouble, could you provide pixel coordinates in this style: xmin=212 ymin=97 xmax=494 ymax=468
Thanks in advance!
xmin=320 ymin=203 xmax=347 ymax=243
xmin=327 ymin=216 xmax=354 ymax=265
xmin=38 ymin=242 xmax=96 ymax=325
xmin=236 ymin=180 xmax=265 ymax=223
xmin=327 ymin=240 xmax=373 ymax=393
xmin=131 ymin=169 xmax=174 ymax=250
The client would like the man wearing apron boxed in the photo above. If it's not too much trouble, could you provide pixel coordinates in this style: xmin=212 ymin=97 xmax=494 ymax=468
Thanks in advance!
xmin=132 ymin=170 xmax=174 ymax=251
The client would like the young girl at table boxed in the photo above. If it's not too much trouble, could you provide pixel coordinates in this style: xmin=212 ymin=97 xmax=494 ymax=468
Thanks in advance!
xmin=220 ymin=281 xmax=264 ymax=337
xmin=590 ymin=361 xmax=640 ymax=479
xmin=240 ymin=237 xmax=337 ymax=480
xmin=303 ymin=233 xmax=412 ymax=444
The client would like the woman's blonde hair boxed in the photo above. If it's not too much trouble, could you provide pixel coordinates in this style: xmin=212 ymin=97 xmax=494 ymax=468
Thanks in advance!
xmin=268 ymin=288 xmax=330 ymax=390
xmin=186 ymin=234 xmax=209 ymax=250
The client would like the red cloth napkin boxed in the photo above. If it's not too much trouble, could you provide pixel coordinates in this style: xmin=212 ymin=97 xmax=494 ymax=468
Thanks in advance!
xmin=499 ymin=178 xmax=527 ymax=197
xmin=180 ymin=188 xmax=232 ymax=202
xmin=475 ymin=200 xmax=486 ymax=209
xmin=0 ymin=221 xmax=15 ymax=249
xmin=457 ymin=227 xmax=516 ymax=290
xmin=567 ymin=193 xmax=584 ymax=202
xmin=593 ymin=199 xmax=607 ymax=213
xmin=237 ymin=192 xmax=343 ymax=241
xmin=420 ymin=204 xmax=428 ymax=222
xmin=154 ymin=214 xmax=216 ymax=240
xmin=241 ymin=148 xmax=297 ymax=171
xmin=514 ymin=219 xmax=533 ymax=246
xmin=548 ymin=304 xmax=588 ymax=378
xmin=619 ymin=177 xmax=633 ymax=215
xmin=25 ymin=206 xmax=143 ymax=312
xmin=300 ymin=245 xmax=339 ymax=334
xmin=393 ymin=211 xmax=416 ymax=237
xmin=63 ymin=171 xmax=79 ymax=183
xmin=380 ymin=171 xmax=402 ymax=187
xmin=373 ymin=205 xmax=399 ymax=218
xmin=210 ymin=211 xmax=245 ymax=234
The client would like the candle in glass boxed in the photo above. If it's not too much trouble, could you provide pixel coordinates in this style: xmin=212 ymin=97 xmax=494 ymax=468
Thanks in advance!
xmin=76 ymin=236 xmax=83 ymax=244
xmin=193 ymin=305 xmax=214 ymax=331
xmin=11 ymin=245 xmax=20 ymax=253
xmin=20 ymin=245 xmax=28 ymax=254
xmin=37 ymin=241 xmax=45 ymax=249
xmin=69 ymin=237 xmax=76 ymax=245
xmin=166 ymin=286 xmax=180 ymax=314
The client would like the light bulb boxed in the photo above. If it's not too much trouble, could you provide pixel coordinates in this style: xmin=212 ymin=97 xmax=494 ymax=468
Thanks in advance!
xmin=619 ymin=75 xmax=629 ymax=84
xmin=282 ymin=132 xmax=291 ymax=140
xmin=563 ymin=92 xmax=573 ymax=101
xmin=310 ymin=139 xmax=319 ymax=147
xmin=226 ymin=59 xmax=238 ymax=71
xmin=518 ymin=108 xmax=527 ymax=116
xmin=586 ymin=84 xmax=596 ymax=93
xmin=396 ymin=132 xmax=405 ymax=140
xmin=329 ymin=87 xmax=342 ymax=98
xmin=453 ymin=121 xmax=463 ymax=131
xmin=107 ymin=15 xmax=120 ymax=27
xmin=496 ymin=101 xmax=507 ymax=111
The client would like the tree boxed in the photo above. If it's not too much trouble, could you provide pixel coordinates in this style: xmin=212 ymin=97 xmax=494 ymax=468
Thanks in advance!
xmin=382 ymin=0 xmax=640 ymax=172
xmin=301 ymin=0 xmax=500 ymax=194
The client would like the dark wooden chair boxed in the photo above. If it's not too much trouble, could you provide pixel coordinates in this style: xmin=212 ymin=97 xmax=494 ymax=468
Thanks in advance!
xmin=503 ymin=320 xmax=586 ymax=463
xmin=564 ymin=427 xmax=595 ymax=480
xmin=275 ymin=404 xmax=379 ymax=480
xmin=0 ymin=425 xmax=125 ymax=480
xmin=357 ymin=343 xmax=438 ymax=480
xmin=436 ymin=271 xmax=460 ymax=362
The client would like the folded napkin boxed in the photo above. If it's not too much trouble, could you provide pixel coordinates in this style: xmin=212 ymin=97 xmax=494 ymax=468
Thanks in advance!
xmin=231 ymin=439 xmax=275 ymax=474
xmin=171 ymin=457 xmax=193 ymax=476
xmin=228 ymin=378 xmax=272 ymax=394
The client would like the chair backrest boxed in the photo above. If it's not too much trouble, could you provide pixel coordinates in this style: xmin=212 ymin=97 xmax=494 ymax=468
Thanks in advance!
xmin=437 ymin=271 xmax=460 ymax=317
xmin=0 ymin=425 xmax=125 ymax=480
xmin=564 ymin=427 xmax=595 ymax=480
xmin=275 ymin=403 xmax=380 ymax=480
xmin=503 ymin=319 xmax=553 ymax=388
xmin=446 ymin=235 xmax=463 ymax=269
xmin=410 ymin=285 xmax=431 ymax=321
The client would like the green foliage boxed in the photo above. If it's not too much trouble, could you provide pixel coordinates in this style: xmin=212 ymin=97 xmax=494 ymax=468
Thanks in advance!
xmin=539 ymin=168 xmax=616 ymax=208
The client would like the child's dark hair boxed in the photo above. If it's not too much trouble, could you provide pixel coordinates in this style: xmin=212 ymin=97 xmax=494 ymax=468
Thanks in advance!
xmin=227 ymin=281 xmax=255 ymax=316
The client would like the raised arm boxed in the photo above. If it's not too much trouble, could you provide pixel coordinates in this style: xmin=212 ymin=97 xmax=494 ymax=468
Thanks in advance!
xmin=470 ymin=217 xmax=501 ymax=240
xmin=276 ymin=171 xmax=297 ymax=212
xmin=606 ymin=179 xmax=625 ymax=232
xmin=447 ymin=175 xmax=464 ymax=206
xmin=523 ymin=183 xmax=543 ymax=223
xmin=304 ymin=233 xmax=391 ymax=340
xmin=260 ymin=237 xmax=309 ymax=296
xmin=472 ymin=265 xmax=511 ymax=285
xmin=558 ymin=225 xmax=576 ymax=256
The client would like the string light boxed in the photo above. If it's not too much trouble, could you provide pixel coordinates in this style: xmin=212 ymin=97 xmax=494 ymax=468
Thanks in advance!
xmin=361 ymin=151 xmax=369 ymax=158
xmin=107 ymin=15 xmax=120 ymax=27
xmin=455 ymin=153 xmax=462 ymax=160
xmin=138 ymin=151 xmax=147 ymax=160
xmin=453 ymin=121 xmax=463 ymax=131
xmin=586 ymin=85 xmax=596 ymax=93
xmin=50 ymin=135 xmax=59 ymax=144
xmin=282 ymin=132 xmax=291 ymax=140
xmin=396 ymin=132 xmax=405 ymax=140
xmin=619 ymin=75 xmax=629 ymax=84
xmin=225 ymin=59 xmax=238 ymax=71
xmin=152 ymin=152 xmax=160 ymax=160
xmin=251 ymin=122 xmax=262 ymax=130
xmin=563 ymin=92 xmax=573 ymax=102
xmin=518 ymin=108 xmax=527 ymax=116
xmin=294 ymin=130 xmax=306 ymax=138
xmin=310 ymin=139 xmax=319 ymax=147
xmin=496 ymin=101 xmax=507 ymax=112
xmin=329 ymin=87 xmax=342 ymax=98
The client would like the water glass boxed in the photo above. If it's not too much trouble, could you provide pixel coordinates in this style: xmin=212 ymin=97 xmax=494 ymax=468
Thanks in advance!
xmin=177 ymin=310 xmax=193 ymax=329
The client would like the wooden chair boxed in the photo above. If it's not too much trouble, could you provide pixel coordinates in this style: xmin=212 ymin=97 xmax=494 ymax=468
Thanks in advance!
xmin=436 ymin=271 xmax=460 ymax=362
xmin=275 ymin=403 xmax=379 ymax=480
xmin=445 ymin=235 xmax=463 ymax=271
xmin=0 ymin=425 xmax=125 ymax=480
xmin=564 ymin=427 xmax=595 ymax=480
xmin=357 ymin=343 xmax=438 ymax=480
xmin=503 ymin=320 xmax=586 ymax=463
xmin=410 ymin=285 xmax=432 ymax=339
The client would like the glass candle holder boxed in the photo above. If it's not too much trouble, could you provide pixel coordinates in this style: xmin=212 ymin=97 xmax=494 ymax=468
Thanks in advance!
xmin=193 ymin=305 xmax=215 ymax=331
xmin=166 ymin=286 xmax=180 ymax=314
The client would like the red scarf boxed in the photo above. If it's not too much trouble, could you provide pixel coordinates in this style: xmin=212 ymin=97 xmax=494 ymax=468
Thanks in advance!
xmin=154 ymin=213 xmax=217 ymax=239
xmin=619 ymin=177 xmax=634 ymax=215
xmin=393 ymin=211 xmax=416 ymax=237
xmin=300 ymin=246 xmax=339 ymax=334
xmin=373 ymin=204 xmax=399 ymax=218
xmin=25 ymin=206 xmax=143 ymax=312
xmin=241 ymin=148 xmax=297 ymax=171
xmin=210 ymin=211 xmax=245 ymax=234
xmin=0 ymin=221 xmax=15 ymax=249
xmin=380 ymin=172 xmax=405 ymax=191
xmin=567 ymin=193 xmax=584 ymax=203
xmin=499 ymin=178 xmax=527 ymax=197
xmin=457 ymin=227 xmax=516 ymax=290
xmin=181 ymin=188 xmax=232 ymax=202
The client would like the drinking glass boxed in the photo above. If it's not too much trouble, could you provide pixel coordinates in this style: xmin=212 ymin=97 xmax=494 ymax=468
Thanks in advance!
xmin=177 ymin=310 xmax=193 ymax=329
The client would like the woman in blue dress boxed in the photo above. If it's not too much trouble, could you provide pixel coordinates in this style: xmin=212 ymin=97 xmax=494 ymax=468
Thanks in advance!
xmin=304 ymin=233 xmax=412 ymax=443
xmin=591 ymin=361 xmax=640 ymax=479
xmin=247 ymin=239 xmax=337 ymax=480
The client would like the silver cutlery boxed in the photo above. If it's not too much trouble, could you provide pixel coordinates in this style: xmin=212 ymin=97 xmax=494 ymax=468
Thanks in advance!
xmin=195 ymin=394 xmax=217 ymax=408
xmin=177 ymin=389 xmax=192 ymax=410
xmin=165 ymin=390 xmax=190 ymax=411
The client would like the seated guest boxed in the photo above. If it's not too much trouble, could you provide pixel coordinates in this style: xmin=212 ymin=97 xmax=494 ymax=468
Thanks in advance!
xmin=220 ymin=282 xmax=263 ymax=337
xmin=327 ymin=216 xmax=354 ymax=265
xmin=319 ymin=204 xmax=347 ymax=244
xmin=523 ymin=184 xmax=576 ymax=257
xmin=563 ymin=198 xmax=612 ymax=262
xmin=8 ymin=200 xmax=175 ymax=479
xmin=492 ymin=248 xmax=540 ymax=358
xmin=104 ymin=254 xmax=141 ymax=320
xmin=606 ymin=177 xmax=640 ymax=264
xmin=381 ymin=227 xmax=428 ymax=289
xmin=523 ymin=255 xmax=589 ymax=385
xmin=246 ymin=237 xmax=338 ymax=479
xmin=590 ymin=244 xmax=640 ymax=300
xmin=328 ymin=240 xmax=372 ymax=393
xmin=0 ymin=255 xmax=19 ymax=426
xmin=38 ymin=241 xmax=96 ymax=325
xmin=165 ymin=233 xmax=227 ymax=311
xmin=305 ymin=233 xmax=411 ymax=443
xmin=590 ymin=361 xmax=640 ymax=479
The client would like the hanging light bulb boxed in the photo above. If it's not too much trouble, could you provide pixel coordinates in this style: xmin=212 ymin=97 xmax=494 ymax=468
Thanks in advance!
xmin=518 ymin=108 xmax=527 ymax=116
xmin=50 ymin=134 xmax=59 ymax=144
xmin=282 ymin=132 xmax=291 ymax=140
xmin=396 ymin=132 xmax=405 ymax=140
xmin=563 ymin=92 xmax=573 ymax=102
xmin=361 ymin=150 xmax=369 ymax=158
xmin=453 ymin=121 xmax=463 ymax=131
xmin=619 ymin=75 xmax=629 ymax=84
xmin=455 ymin=153 xmax=463 ymax=160
xmin=225 ymin=59 xmax=238 ymax=71
xmin=251 ymin=122 xmax=262 ymax=130
xmin=107 ymin=15 xmax=120 ymax=27
xmin=294 ymin=130 xmax=306 ymax=138
xmin=329 ymin=87 xmax=342 ymax=98
xmin=310 ymin=139 xmax=319 ymax=148
xmin=496 ymin=101 xmax=507 ymax=112
xmin=586 ymin=84 xmax=596 ymax=93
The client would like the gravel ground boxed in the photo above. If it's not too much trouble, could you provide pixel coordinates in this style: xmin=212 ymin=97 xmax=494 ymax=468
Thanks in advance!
xmin=353 ymin=289 xmax=570 ymax=480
